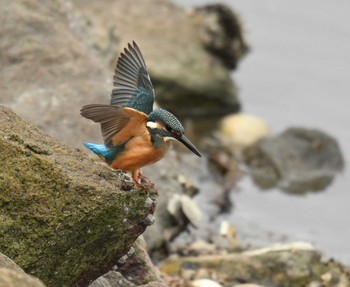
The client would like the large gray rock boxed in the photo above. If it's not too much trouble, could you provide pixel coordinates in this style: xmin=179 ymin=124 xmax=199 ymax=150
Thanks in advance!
xmin=0 ymin=106 xmax=157 ymax=287
xmin=243 ymin=127 xmax=344 ymax=193
xmin=0 ymin=0 xmax=245 ymax=150
xmin=0 ymin=0 xmax=107 ymax=147
xmin=189 ymin=4 xmax=249 ymax=70
xmin=72 ymin=0 xmax=245 ymax=119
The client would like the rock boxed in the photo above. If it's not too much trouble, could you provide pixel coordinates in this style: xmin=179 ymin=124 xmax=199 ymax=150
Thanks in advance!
xmin=233 ymin=284 xmax=267 ymax=287
xmin=219 ymin=221 xmax=238 ymax=249
xmin=243 ymin=127 xmax=344 ymax=193
xmin=192 ymin=279 xmax=223 ymax=287
xmin=159 ymin=242 xmax=350 ymax=287
xmin=139 ymin=283 xmax=169 ymax=287
xmin=0 ymin=268 xmax=46 ymax=287
xmin=167 ymin=194 xmax=202 ymax=228
xmin=116 ymin=236 xmax=163 ymax=285
xmin=0 ymin=253 xmax=24 ymax=273
xmin=142 ymin=151 xmax=201 ymax=255
xmin=0 ymin=0 xmax=108 ymax=148
xmin=71 ymin=0 xmax=243 ymax=119
xmin=0 ymin=106 xmax=157 ymax=287
xmin=89 ymin=270 xmax=169 ymax=287
xmin=219 ymin=113 xmax=270 ymax=151
xmin=180 ymin=240 xmax=217 ymax=257
xmin=89 ymin=271 xmax=136 ymax=287
xmin=1 ymin=0 xmax=247 ymax=148
xmin=188 ymin=4 xmax=249 ymax=69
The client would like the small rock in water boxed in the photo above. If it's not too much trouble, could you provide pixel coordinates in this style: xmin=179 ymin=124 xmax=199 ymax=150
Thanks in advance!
xmin=233 ymin=284 xmax=268 ymax=287
xmin=192 ymin=279 xmax=223 ymax=287
xmin=219 ymin=220 xmax=238 ymax=248
xmin=219 ymin=113 xmax=270 ymax=151
xmin=244 ymin=127 xmax=344 ymax=193
xmin=167 ymin=194 xmax=202 ymax=228
xmin=180 ymin=195 xmax=202 ymax=228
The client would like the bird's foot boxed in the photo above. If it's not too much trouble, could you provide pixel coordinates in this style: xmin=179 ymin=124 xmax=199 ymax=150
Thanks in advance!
xmin=132 ymin=177 xmax=143 ymax=187
xmin=132 ymin=175 xmax=154 ymax=190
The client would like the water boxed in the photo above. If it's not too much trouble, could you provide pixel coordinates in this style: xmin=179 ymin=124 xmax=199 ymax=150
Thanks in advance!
xmin=174 ymin=0 xmax=350 ymax=264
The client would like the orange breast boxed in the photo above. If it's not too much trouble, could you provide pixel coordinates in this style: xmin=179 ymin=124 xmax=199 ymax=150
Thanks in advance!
xmin=109 ymin=133 xmax=170 ymax=172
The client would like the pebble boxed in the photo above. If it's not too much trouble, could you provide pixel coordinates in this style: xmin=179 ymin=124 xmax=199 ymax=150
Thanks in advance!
xmin=192 ymin=279 xmax=223 ymax=287
xmin=219 ymin=113 xmax=270 ymax=149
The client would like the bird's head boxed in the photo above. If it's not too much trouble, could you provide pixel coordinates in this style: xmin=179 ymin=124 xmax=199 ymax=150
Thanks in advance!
xmin=147 ymin=108 xmax=201 ymax=157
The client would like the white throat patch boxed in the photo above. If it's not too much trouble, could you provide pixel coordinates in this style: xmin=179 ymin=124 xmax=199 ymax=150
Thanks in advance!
xmin=146 ymin=121 xmax=158 ymax=129
xmin=163 ymin=136 xmax=176 ymax=142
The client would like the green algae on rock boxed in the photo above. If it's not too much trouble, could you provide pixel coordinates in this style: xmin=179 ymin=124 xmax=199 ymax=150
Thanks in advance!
xmin=0 ymin=106 xmax=158 ymax=287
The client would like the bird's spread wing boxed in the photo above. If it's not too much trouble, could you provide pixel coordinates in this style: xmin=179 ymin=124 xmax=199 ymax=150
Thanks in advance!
xmin=81 ymin=104 xmax=148 ymax=148
xmin=111 ymin=41 xmax=155 ymax=115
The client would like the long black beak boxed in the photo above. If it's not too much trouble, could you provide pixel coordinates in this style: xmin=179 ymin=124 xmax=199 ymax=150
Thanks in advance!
xmin=175 ymin=134 xmax=201 ymax=157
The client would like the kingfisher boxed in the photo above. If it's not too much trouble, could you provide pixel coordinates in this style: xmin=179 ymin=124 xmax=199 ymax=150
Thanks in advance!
xmin=81 ymin=41 xmax=201 ymax=185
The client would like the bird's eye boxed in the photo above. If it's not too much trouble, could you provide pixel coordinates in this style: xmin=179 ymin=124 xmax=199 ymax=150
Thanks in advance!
xmin=166 ymin=126 xmax=173 ymax=133
xmin=166 ymin=126 xmax=181 ymax=136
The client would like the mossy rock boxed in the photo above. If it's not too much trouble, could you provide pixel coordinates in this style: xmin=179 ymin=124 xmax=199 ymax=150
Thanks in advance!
xmin=0 ymin=106 xmax=158 ymax=287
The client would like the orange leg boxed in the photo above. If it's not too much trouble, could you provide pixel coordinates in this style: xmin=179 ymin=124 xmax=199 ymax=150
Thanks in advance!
xmin=132 ymin=169 xmax=143 ymax=187
xmin=131 ymin=169 xmax=151 ymax=188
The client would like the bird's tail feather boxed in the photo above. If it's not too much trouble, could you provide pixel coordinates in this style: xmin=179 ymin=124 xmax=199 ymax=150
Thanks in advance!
xmin=83 ymin=142 xmax=114 ymax=162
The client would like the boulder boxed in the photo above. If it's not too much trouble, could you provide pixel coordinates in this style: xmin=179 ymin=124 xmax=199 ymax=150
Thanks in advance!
xmin=0 ymin=0 xmax=246 ymax=151
xmin=0 ymin=0 xmax=108 ymax=148
xmin=243 ymin=127 xmax=344 ymax=193
xmin=189 ymin=4 xmax=249 ymax=70
xmin=72 ymin=0 xmax=245 ymax=119
xmin=0 ymin=106 xmax=157 ymax=287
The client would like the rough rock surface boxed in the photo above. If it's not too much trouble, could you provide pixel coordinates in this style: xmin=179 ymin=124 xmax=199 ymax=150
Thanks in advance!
xmin=0 ymin=106 xmax=157 ymax=287
xmin=116 ymin=236 xmax=162 ymax=285
xmin=0 ymin=268 xmax=46 ymax=287
xmin=0 ymin=253 xmax=24 ymax=274
xmin=89 ymin=271 xmax=168 ymax=287
xmin=89 ymin=271 xmax=136 ymax=287
xmin=88 ymin=236 xmax=166 ymax=286
xmin=243 ymin=127 xmax=344 ymax=193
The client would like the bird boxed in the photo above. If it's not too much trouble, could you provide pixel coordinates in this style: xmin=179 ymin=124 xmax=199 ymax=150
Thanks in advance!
xmin=80 ymin=41 xmax=201 ymax=186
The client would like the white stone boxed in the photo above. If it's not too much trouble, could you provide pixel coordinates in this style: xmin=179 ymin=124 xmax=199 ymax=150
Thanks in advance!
xmin=192 ymin=279 xmax=223 ymax=287
xmin=219 ymin=113 xmax=270 ymax=148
